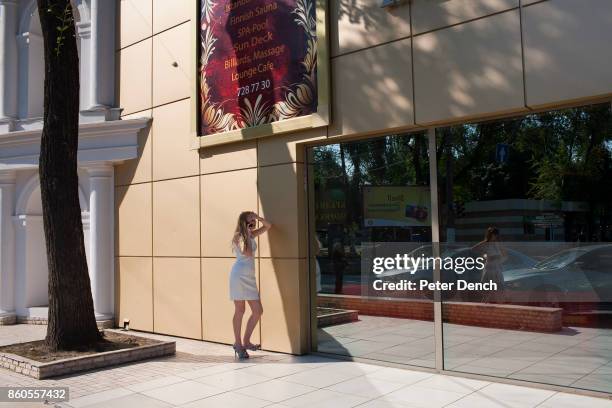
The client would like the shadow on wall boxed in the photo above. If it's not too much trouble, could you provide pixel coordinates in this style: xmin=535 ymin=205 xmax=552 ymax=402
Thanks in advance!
xmin=257 ymin=142 xmax=308 ymax=353
xmin=413 ymin=7 xmax=524 ymax=123
xmin=521 ymin=0 xmax=612 ymax=105
xmin=328 ymin=0 xmax=530 ymax=134
xmin=334 ymin=0 xmax=390 ymax=31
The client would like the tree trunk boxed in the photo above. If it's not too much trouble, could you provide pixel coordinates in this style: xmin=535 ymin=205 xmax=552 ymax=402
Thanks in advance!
xmin=37 ymin=0 xmax=101 ymax=350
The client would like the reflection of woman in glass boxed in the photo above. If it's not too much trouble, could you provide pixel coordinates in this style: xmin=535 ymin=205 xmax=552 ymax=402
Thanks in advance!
xmin=473 ymin=227 xmax=507 ymax=302
xmin=331 ymin=240 xmax=347 ymax=294
xmin=314 ymin=236 xmax=322 ymax=293
xmin=230 ymin=211 xmax=272 ymax=359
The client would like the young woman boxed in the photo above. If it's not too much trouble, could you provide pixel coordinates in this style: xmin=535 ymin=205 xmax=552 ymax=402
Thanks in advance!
xmin=472 ymin=227 xmax=507 ymax=303
xmin=230 ymin=211 xmax=272 ymax=359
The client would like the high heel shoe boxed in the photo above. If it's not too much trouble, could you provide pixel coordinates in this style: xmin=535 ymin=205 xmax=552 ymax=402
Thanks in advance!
xmin=244 ymin=343 xmax=261 ymax=351
xmin=233 ymin=344 xmax=249 ymax=359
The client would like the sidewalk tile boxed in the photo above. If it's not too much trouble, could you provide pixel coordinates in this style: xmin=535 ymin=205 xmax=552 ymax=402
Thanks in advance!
xmin=235 ymin=379 xmax=316 ymax=402
xmin=141 ymin=380 xmax=224 ymax=405
xmin=194 ymin=370 xmax=270 ymax=391
xmin=384 ymin=385 xmax=466 ymax=407
xmin=326 ymin=376 xmax=406 ymax=398
xmin=282 ymin=366 xmax=362 ymax=388
xmin=86 ymin=393 xmax=172 ymax=408
xmin=67 ymin=388 xmax=134 ymax=408
xmin=178 ymin=391 xmax=271 ymax=408
xmin=414 ymin=374 xmax=490 ymax=393
xmin=365 ymin=367 xmax=433 ymax=385
xmin=281 ymin=389 xmax=370 ymax=408
xmin=125 ymin=375 xmax=186 ymax=392
xmin=475 ymin=383 xmax=555 ymax=406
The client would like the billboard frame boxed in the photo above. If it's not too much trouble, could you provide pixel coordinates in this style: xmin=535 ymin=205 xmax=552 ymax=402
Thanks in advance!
xmin=190 ymin=0 xmax=330 ymax=149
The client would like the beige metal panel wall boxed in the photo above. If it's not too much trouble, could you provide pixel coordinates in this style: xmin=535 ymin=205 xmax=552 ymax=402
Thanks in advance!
xmin=116 ymin=257 xmax=153 ymax=332
xmin=257 ymin=163 xmax=307 ymax=259
xmin=152 ymin=177 xmax=200 ymax=258
xmin=152 ymin=22 xmax=193 ymax=107
xmin=201 ymin=169 xmax=259 ymax=258
xmin=257 ymin=128 xmax=326 ymax=166
xmin=200 ymin=141 xmax=258 ymax=174
xmin=152 ymin=99 xmax=199 ymax=181
xmin=153 ymin=0 xmax=192 ymax=34
xmin=119 ymin=39 xmax=152 ymax=116
xmin=257 ymin=163 xmax=310 ymax=353
xmin=197 ymin=148 xmax=311 ymax=353
xmin=329 ymin=38 xmax=414 ymax=137
xmin=523 ymin=0 xmax=612 ymax=108
xmin=260 ymin=259 xmax=309 ymax=353
xmin=115 ymin=183 xmax=152 ymax=257
xmin=413 ymin=9 xmax=525 ymax=125
xmin=198 ymin=165 xmax=260 ymax=346
xmin=119 ymin=0 xmax=153 ymax=49
xmin=329 ymin=0 xmax=411 ymax=57
xmin=411 ymin=0 xmax=518 ymax=35
xmin=153 ymin=257 xmax=202 ymax=339
xmin=330 ymin=0 xmax=519 ymax=57
xmin=116 ymin=0 xmax=204 ymax=340
xmin=117 ymin=0 xmax=315 ymax=350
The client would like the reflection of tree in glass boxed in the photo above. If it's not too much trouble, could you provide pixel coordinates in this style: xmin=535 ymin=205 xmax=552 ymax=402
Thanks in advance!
xmin=437 ymin=103 xmax=612 ymax=242
xmin=312 ymin=134 xmax=430 ymax=228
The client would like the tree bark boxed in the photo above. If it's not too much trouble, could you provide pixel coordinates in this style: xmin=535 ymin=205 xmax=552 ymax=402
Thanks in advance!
xmin=37 ymin=0 xmax=101 ymax=350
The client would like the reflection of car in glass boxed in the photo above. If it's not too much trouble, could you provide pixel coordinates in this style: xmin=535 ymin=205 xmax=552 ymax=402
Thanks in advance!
xmin=378 ymin=245 xmax=537 ymax=300
xmin=504 ymin=244 xmax=612 ymax=307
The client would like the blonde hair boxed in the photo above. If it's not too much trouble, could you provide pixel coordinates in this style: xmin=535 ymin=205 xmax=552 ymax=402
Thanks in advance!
xmin=233 ymin=211 xmax=254 ymax=253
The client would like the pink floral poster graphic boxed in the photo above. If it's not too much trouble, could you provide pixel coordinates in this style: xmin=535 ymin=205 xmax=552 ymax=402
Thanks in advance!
xmin=199 ymin=0 xmax=318 ymax=137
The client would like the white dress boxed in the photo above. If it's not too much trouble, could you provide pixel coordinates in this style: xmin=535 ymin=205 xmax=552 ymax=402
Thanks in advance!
xmin=229 ymin=237 xmax=260 ymax=301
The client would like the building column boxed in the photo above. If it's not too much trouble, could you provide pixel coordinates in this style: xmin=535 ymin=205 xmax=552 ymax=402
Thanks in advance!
xmin=0 ymin=0 xmax=18 ymax=132
xmin=87 ymin=163 xmax=114 ymax=321
xmin=0 ymin=171 xmax=16 ymax=324
xmin=87 ymin=0 xmax=116 ymax=110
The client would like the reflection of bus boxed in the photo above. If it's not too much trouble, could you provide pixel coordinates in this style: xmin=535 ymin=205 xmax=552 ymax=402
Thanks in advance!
xmin=452 ymin=199 xmax=589 ymax=242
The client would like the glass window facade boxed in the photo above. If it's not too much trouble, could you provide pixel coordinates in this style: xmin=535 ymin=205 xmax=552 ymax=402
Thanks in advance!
xmin=308 ymin=133 xmax=435 ymax=368
xmin=308 ymin=103 xmax=612 ymax=394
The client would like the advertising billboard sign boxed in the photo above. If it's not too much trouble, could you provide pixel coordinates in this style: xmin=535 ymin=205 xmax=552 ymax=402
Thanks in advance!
xmin=363 ymin=186 xmax=431 ymax=227
xmin=196 ymin=0 xmax=328 ymax=146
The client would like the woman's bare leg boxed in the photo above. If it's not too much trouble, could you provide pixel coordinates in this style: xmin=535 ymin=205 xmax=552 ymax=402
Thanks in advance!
xmin=243 ymin=300 xmax=263 ymax=348
xmin=233 ymin=301 xmax=246 ymax=347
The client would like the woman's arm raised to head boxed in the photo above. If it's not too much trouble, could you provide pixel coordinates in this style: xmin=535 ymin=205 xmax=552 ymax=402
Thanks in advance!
xmin=251 ymin=214 xmax=272 ymax=237
xmin=471 ymin=240 xmax=486 ymax=252
xmin=232 ymin=233 xmax=240 ymax=250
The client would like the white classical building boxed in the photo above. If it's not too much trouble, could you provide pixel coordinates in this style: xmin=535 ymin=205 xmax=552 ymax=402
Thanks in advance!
xmin=0 ymin=0 xmax=148 ymax=326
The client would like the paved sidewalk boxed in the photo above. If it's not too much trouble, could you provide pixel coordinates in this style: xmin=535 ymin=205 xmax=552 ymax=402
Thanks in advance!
xmin=319 ymin=315 xmax=612 ymax=391
xmin=0 ymin=325 xmax=611 ymax=408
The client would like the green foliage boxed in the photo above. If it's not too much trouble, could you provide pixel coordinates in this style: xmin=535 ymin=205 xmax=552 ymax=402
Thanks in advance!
xmin=311 ymin=103 xmax=612 ymax=240
xmin=45 ymin=2 xmax=74 ymax=57
xmin=436 ymin=104 xmax=612 ymax=204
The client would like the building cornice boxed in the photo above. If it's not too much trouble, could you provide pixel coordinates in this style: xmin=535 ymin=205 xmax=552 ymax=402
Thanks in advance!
xmin=0 ymin=118 xmax=150 ymax=170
